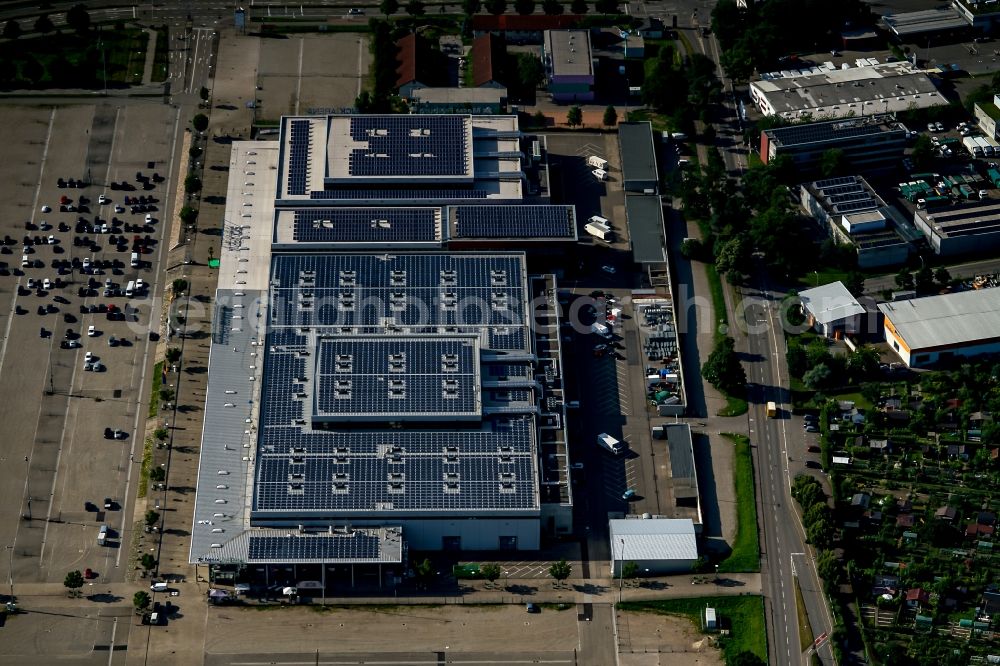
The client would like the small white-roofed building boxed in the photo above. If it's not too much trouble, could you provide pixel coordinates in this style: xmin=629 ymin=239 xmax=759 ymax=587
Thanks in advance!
xmin=609 ymin=518 xmax=698 ymax=576
xmin=799 ymin=281 xmax=866 ymax=339
xmin=879 ymin=289 xmax=1000 ymax=367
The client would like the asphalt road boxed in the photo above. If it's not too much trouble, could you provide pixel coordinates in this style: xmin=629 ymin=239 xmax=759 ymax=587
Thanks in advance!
xmin=864 ymin=256 xmax=1000 ymax=296
xmin=684 ymin=24 xmax=839 ymax=666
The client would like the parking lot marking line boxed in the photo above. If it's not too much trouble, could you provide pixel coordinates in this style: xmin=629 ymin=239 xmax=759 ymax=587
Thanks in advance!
xmin=40 ymin=338 xmax=84 ymax=570
xmin=295 ymin=37 xmax=304 ymax=116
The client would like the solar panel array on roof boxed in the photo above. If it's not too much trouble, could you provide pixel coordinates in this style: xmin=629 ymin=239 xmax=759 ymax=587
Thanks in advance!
xmin=268 ymin=254 xmax=528 ymax=350
xmin=251 ymin=253 xmax=538 ymax=516
xmin=310 ymin=188 xmax=487 ymax=201
xmin=253 ymin=417 xmax=536 ymax=512
xmin=248 ymin=533 xmax=382 ymax=562
xmin=347 ymin=116 xmax=468 ymax=177
xmin=814 ymin=176 xmax=860 ymax=190
xmin=292 ymin=208 xmax=439 ymax=243
xmin=770 ymin=120 xmax=897 ymax=147
xmin=314 ymin=337 xmax=480 ymax=419
xmin=452 ymin=205 xmax=575 ymax=239
xmin=287 ymin=120 xmax=311 ymax=196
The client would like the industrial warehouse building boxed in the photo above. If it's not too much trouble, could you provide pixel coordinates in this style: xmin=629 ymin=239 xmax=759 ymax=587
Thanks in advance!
xmin=542 ymin=30 xmax=594 ymax=102
xmin=913 ymin=199 xmax=1000 ymax=257
xmin=609 ymin=518 xmax=699 ymax=576
xmin=879 ymin=289 xmax=1000 ymax=367
xmin=799 ymin=281 xmax=867 ymax=339
xmin=760 ymin=117 xmax=907 ymax=175
xmin=190 ymin=114 xmax=579 ymax=580
xmin=799 ymin=175 xmax=914 ymax=268
xmin=749 ymin=62 xmax=945 ymax=120
xmin=618 ymin=121 xmax=659 ymax=193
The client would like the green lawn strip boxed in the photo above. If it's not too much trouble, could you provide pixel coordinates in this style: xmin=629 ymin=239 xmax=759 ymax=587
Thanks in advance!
xmin=152 ymin=26 xmax=169 ymax=82
xmin=795 ymin=268 xmax=850 ymax=291
xmin=620 ymin=596 xmax=767 ymax=662
xmin=149 ymin=361 xmax=163 ymax=418
xmin=718 ymin=434 xmax=760 ymax=573
xmin=794 ymin=577 xmax=813 ymax=652
xmin=718 ymin=395 xmax=748 ymax=417
xmin=705 ymin=262 xmax=729 ymax=336
xmin=137 ymin=437 xmax=153 ymax=499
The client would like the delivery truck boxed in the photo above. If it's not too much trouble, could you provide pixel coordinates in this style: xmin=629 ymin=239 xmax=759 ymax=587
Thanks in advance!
xmin=766 ymin=401 xmax=777 ymax=418
xmin=585 ymin=221 xmax=613 ymax=241
xmin=597 ymin=432 xmax=625 ymax=454
xmin=591 ymin=322 xmax=612 ymax=338
xmin=587 ymin=155 xmax=608 ymax=170
xmin=964 ymin=136 xmax=983 ymax=157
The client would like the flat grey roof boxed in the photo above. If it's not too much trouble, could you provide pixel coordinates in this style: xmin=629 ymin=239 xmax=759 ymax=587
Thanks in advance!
xmin=882 ymin=8 xmax=969 ymax=36
xmin=751 ymin=63 xmax=943 ymax=118
xmin=800 ymin=281 xmax=866 ymax=325
xmin=609 ymin=518 xmax=698 ymax=562
xmin=619 ymin=122 xmax=658 ymax=187
xmin=625 ymin=195 xmax=666 ymax=264
xmin=189 ymin=289 xmax=267 ymax=565
xmin=544 ymin=30 xmax=593 ymax=78
xmin=879 ymin=288 xmax=1000 ymax=350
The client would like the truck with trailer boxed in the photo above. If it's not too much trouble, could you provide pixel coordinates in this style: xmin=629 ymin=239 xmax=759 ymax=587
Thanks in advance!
xmin=597 ymin=433 xmax=625 ymax=455
xmin=585 ymin=220 xmax=613 ymax=241
xmin=964 ymin=136 xmax=983 ymax=157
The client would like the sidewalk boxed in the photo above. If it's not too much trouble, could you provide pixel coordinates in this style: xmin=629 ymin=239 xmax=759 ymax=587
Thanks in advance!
xmin=8 ymin=572 xmax=761 ymax=608
xmin=141 ymin=28 xmax=158 ymax=85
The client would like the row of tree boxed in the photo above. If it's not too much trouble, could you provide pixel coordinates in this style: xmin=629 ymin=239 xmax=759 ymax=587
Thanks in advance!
xmin=375 ymin=0 xmax=618 ymax=17
xmin=701 ymin=336 xmax=747 ymax=397
xmin=643 ymin=44 xmax=720 ymax=128
xmin=711 ymin=0 xmax=871 ymax=80
xmin=791 ymin=475 xmax=836 ymax=554
xmin=3 ymin=5 xmax=91 ymax=40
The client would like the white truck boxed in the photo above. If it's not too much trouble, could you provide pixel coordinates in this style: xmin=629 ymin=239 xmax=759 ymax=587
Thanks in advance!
xmin=585 ymin=220 xmax=613 ymax=241
xmin=587 ymin=155 xmax=608 ymax=170
xmin=964 ymin=136 xmax=983 ymax=157
xmin=597 ymin=433 xmax=625 ymax=455
xmin=591 ymin=322 xmax=612 ymax=338
xmin=976 ymin=136 xmax=994 ymax=157
xmin=985 ymin=136 xmax=1000 ymax=157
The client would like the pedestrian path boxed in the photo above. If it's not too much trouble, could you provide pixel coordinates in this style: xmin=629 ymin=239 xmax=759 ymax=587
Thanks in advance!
xmin=142 ymin=28 xmax=158 ymax=86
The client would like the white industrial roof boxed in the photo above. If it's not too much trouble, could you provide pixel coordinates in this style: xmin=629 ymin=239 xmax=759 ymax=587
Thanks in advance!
xmin=609 ymin=518 xmax=698 ymax=562
xmin=878 ymin=288 xmax=1000 ymax=350
xmin=800 ymin=281 xmax=866 ymax=326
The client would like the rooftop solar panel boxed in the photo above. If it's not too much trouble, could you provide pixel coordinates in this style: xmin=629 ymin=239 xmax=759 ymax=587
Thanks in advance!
xmin=313 ymin=336 xmax=481 ymax=421
xmin=287 ymin=120 xmax=311 ymax=196
xmin=347 ymin=116 xmax=469 ymax=178
xmin=452 ymin=205 xmax=575 ymax=239
xmin=247 ymin=532 xmax=382 ymax=562
xmin=251 ymin=253 xmax=539 ymax=517
xmin=292 ymin=208 xmax=440 ymax=243
xmin=310 ymin=188 xmax=488 ymax=201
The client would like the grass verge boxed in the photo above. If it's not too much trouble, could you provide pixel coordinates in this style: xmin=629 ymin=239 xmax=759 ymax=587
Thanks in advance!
xmin=794 ymin=577 xmax=813 ymax=652
xmin=718 ymin=434 xmax=760 ymax=572
xmin=149 ymin=361 xmax=163 ymax=418
xmin=718 ymin=395 xmax=748 ymax=417
xmin=151 ymin=26 xmax=169 ymax=82
xmin=137 ymin=437 xmax=153 ymax=499
xmin=705 ymin=263 xmax=728 ymax=336
xmin=620 ymin=596 xmax=767 ymax=663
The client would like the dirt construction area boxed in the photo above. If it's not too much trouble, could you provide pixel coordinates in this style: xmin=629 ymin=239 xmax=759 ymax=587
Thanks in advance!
xmin=617 ymin=610 xmax=724 ymax=666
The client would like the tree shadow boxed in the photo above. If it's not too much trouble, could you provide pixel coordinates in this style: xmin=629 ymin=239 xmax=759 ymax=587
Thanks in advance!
xmin=570 ymin=582 xmax=607 ymax=594
xmin=505 ymin=584 xmax=538 ymax=595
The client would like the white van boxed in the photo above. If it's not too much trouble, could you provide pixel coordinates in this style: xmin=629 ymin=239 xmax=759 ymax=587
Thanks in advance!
xmin=677 ymin=159 xmax=690 ymax=167
xmin=588 ymin=214 xmax=610 ymax=226
xmin=592 ymin=168 xmax=608 ymax=181
xmin=97 ymin=524 xmax=108 ymax=546
xmin=130 ymin=252 xmax=139 ymax=267
xmin=21 ymin=253 xmax=29 ymax=267
xmin=125 ymin=280 xmax=135 ymax=298
xmin=150 ymin=581 xmax=168 ymax=592
xmin=670 ymin=132 xmax=688 ymax=141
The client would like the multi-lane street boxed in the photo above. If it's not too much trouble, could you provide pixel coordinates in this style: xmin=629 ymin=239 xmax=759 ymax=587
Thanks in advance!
xmin=682 ymin=20 xmax=840 ymax=666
